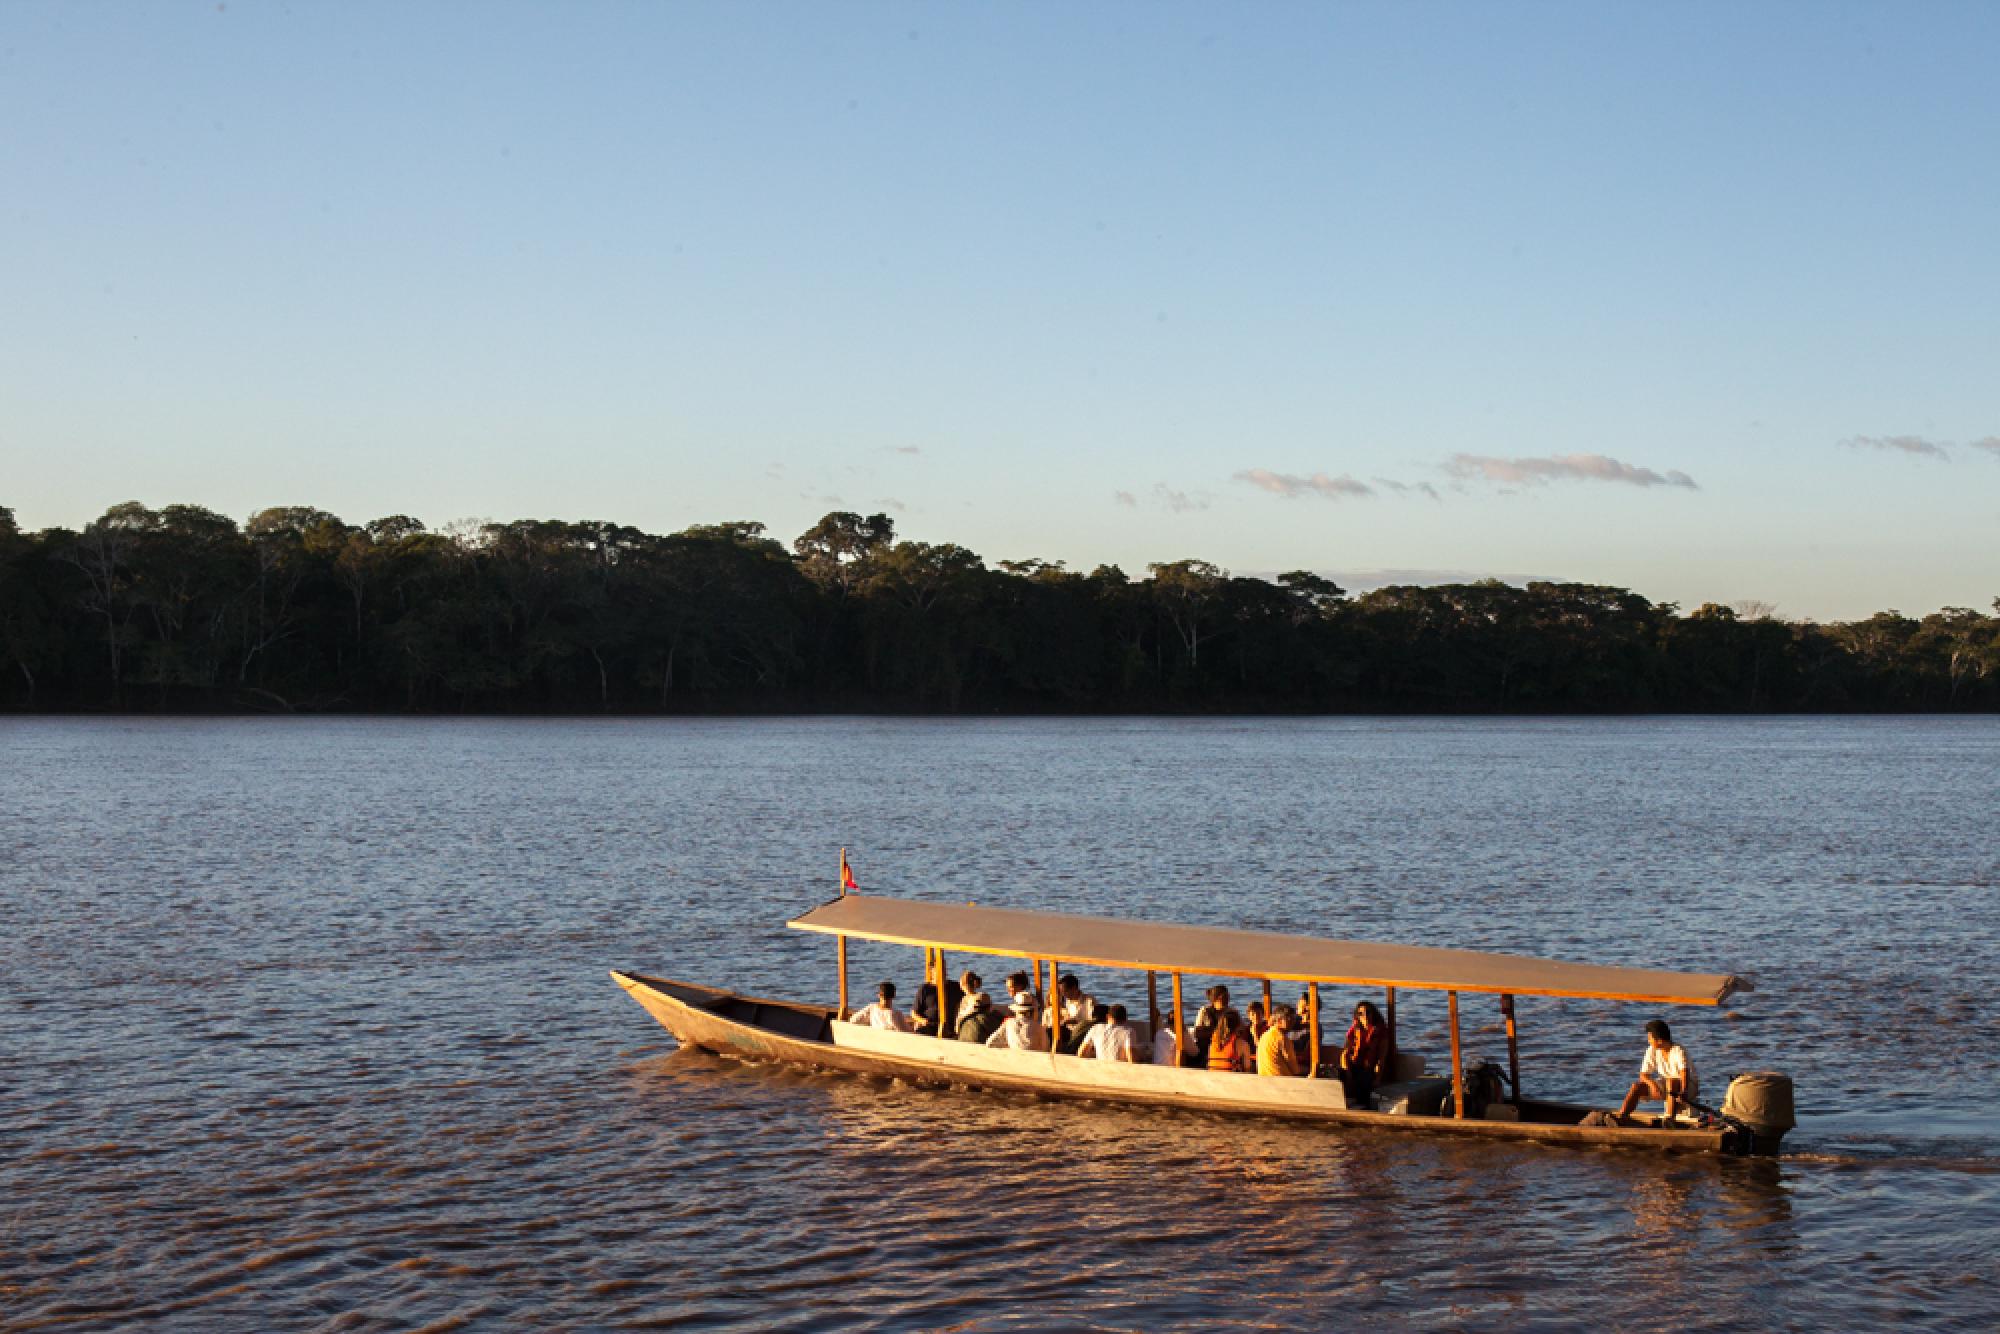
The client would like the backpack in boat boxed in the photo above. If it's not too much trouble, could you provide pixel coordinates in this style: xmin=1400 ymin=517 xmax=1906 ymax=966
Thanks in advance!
xmin=1463 ymin=1061 xmax=1509 ymax=1117
xmin=958 ymin=1008 xmax=1001 ymax=1044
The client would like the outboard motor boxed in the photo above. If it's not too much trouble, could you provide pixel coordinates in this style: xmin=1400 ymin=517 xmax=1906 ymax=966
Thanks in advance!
xmin=1720 ymin=1071 xmax=1796 ymax=1155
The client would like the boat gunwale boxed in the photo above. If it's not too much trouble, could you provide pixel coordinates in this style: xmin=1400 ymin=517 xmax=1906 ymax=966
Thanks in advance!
xmin=612 ymin=970 xmax=1734 ymax=1154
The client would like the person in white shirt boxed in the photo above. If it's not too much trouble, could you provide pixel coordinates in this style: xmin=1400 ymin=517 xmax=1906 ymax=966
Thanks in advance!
xmin=1075 ymin=1003 xmax=1112 ymax=1058
xmin=1616 ymin=1019 xmax=1698 ymax=1123
xmin=1150 ymin=1004 xmax=1183 ymax=1067
xmin=985 ymin=994 xmax=1049 ymax=1052
xmin=1081 ymin=1004 xmax=1139 ymax=1063
xmin=1055 ymin=974 xmax=1095 ymax=1054
xmin=848 ymin=981 xmax=914 ymax=1032
xmin=1002 ymin=970 xmax=1040 ymax=1015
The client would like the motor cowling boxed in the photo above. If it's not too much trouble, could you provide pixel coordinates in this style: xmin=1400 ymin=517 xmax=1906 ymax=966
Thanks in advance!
xmin=1721 ymin=1071 xmax=1796 ymax=1155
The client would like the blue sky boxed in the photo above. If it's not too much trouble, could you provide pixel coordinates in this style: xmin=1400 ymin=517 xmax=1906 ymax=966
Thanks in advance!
xmin=3 ymin=2 xmax=1996 ymax=620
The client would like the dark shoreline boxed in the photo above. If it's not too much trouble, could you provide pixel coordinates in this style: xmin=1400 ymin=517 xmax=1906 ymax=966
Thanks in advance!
xmin=7 ymin=701 xmax=1996 ymax=718
xmin=7 ymin=503 xmax=1996 ymax=717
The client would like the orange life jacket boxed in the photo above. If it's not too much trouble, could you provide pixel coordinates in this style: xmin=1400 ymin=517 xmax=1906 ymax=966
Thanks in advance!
xmin=1208 ymin=1031 xmax=1249 ymax=1073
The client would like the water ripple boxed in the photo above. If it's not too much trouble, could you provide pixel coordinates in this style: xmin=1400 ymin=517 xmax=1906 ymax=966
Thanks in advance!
xmin=2 ymin=716 xmax=1997 ymax=1330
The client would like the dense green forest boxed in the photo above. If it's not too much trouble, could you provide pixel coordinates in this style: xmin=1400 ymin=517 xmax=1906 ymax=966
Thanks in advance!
xmin=1 ymin=500 xmax=1995 ymax=713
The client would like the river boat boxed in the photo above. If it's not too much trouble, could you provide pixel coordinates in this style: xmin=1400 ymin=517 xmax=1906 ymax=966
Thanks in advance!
xmin=613 ymin=876 xmax=1795 ymax=1156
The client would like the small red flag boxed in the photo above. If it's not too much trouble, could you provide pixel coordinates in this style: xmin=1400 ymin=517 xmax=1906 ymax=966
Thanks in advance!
xmin=840 ymin=849 xmax=857 ymax=892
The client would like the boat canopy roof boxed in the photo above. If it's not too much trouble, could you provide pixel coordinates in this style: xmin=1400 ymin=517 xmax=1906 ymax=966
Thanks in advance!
xmin=788 ymin=893 xmax=1750 ymax=1006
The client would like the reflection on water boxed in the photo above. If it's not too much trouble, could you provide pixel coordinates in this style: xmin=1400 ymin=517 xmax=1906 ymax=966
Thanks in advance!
xmin=1 ymin=716 xmax=1997 ymax=1330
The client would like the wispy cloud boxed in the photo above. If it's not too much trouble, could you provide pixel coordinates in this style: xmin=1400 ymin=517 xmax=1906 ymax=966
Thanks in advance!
xmin=1153 ymin=483 xmax=1209 ymax=513
xmin=1445 ymin=453 xmax=1698 ymax=489
xmin=1372 ymin=477 xmax=1442 ymax=501
xmin=1114 ymin=484 xmax=1211 ymax=512
xmin=1971 ymin=437 xmax=2000 ymax=458
xmin=1234 ymin=468 xmax=1375 ymax=500
xmin=1843 ymin=434 xmax=1951 ymax=460
xmin=883 ymin=445 xmax=923 ymax=456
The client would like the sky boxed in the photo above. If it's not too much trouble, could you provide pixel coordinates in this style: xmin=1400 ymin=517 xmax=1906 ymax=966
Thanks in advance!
xmin=3 ymin=2 xmax=1996 ymax=621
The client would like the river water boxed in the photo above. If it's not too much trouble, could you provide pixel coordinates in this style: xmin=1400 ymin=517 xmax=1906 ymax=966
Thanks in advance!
xmin=1 ymin=716 xmax=1995 ymax=1331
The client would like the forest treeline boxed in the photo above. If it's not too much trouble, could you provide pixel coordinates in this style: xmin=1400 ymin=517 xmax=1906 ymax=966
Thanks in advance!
xmin=1 ymin=500 xmax=1996 ymax=714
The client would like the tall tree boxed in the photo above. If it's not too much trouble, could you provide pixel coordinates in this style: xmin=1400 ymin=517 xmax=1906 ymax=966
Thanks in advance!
xmin=1147 ymin=559 xmax=1226 ymax=676
xmin=793 ymin=511 xmax=895 ymax=595
xmin=0 ymin=507 xmax=53 ymax=700
xmin=59 ymin=501 xmax=158 ymax=704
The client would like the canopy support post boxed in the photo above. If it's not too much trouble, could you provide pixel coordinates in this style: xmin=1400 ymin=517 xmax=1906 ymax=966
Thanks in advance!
xmin=1448 ymin=990 xmax=1466 ymax=1119
xmin=835 ymin=849 xmax=849 ymax=1019
xmin=1171 ymin=972 xmax=1186 ymax=1067
xmin=1306 ymin=983 xmax=1321 ymax=1078
xmin=934 ymin=949 xmax=948 ymax=1039
xmin=1501 ymin=993 xmax=1521 ymax=1104
xmin=1385 ymin=986 xmax=1397 ymax=1081
xmin=1146 ymin=971 xmax=1159 ymax=1043
xmin=1048 ymin=960 xmax=1063 ymax=1050
xmin=1262 ymin=978 xmax=1273 ymax=1018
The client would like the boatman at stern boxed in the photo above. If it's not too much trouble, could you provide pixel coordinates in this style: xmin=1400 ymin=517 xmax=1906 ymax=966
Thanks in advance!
xmin=1617 ymin=1019 xmax=1698 ymax=1124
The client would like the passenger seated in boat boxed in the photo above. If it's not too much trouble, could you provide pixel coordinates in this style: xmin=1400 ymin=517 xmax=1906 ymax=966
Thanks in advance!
xmin=1339 ymin=1001 xmax=1389 ymax=1105
xmin=1205 ymin=1008 xmax=1255 ymax=1074
xmin=850 ymin=982 xmax=914 ymax=1032
xmin=912 ymin=975 xmax=964 ymax=1035
xmin=1081 ymin=1004 xmax=1140 ymax=1063
xmin=956 ymin=991 xmax=1000 ymax=1043
xmin=985 ymin=993 xmax=1049 ymax=1051
xmin=1191 ymin=985 xmax=1231 ymax=1065
xmin=1002 ymin=970 xmax=1040 ymax=1014
xmin=1149 ymin=1003 xmax=1182 ymax=1066
xmin=912 ymin=982 xmax=941 ymax=1031
xmin=955 ymin=971 xmax=990 ymax=1027
xmin=1245 ymin=1000 xmax=1270 ymax=1043
xmin=1055 ymin=974 xmax=1096 ymax=1054
xmin=1289 ymin=989 xmax=1315 ymax=1067
xmin=1256 ymin=1006 xmax=1304 ymax=1077
xmin=1616 ymin=1019 xmax=1698 ymax=1124
xmin=1075 ymin=1003 xmax=1112 ymax=1058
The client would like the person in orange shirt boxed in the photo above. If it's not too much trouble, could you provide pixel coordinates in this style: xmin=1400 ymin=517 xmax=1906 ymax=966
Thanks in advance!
xmin=1256 ymin=1006 xmax=1303 ymax=1077
xmin=1205 ymin=1008 xmax=1256 ymax=1073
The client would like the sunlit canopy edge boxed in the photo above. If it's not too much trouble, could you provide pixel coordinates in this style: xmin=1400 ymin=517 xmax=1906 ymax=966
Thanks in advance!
xmin=788 ymin=894 xmax=1750 ymax=1006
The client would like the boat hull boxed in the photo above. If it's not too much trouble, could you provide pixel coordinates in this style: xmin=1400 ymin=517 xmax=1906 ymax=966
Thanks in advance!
xmin=612 ymin=970 xmax=1751 ymax=1154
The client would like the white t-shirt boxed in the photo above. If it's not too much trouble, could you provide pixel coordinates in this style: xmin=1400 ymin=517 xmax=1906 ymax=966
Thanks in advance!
xmin=1640 ymin=1043 xmax=1692 ymax=1085
xmin=1095 ymin=1023 xmax=1137 ymax=1062
xmin=850 ymin=1001 xmax=913 ymax=1032
xmin=1152 ymin=1027 xmax=1179 ymax=1067
xmin=1061 ymin=993 xmax=1095 ymax=1028
xmin=956 ymin=988 xmax=991 ymax=1024
xmin=986 ymin=1014 xmax=1048 ymax=1051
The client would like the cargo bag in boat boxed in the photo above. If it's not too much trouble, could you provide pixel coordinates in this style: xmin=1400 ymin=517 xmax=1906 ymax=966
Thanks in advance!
xmin=1371 ymin=1077 xmax=1453 ymax=1116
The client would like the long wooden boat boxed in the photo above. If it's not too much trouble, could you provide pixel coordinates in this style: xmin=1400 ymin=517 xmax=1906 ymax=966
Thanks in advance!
xmin=614 ymin=886 xmax=1792 ymax=1156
